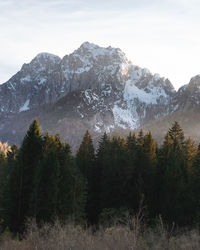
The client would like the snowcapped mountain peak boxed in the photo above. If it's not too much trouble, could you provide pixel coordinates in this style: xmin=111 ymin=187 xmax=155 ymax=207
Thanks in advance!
xmin=2 ymin=42 xmax=200 ymax=148
xmin=79 ymin=41 xmax=99 ymax=50
xmin=83 ymin=42 xmax=129 ymax=69
xmin=60 ymin=42 xmax=131 ymax=92
xmin=31 ymin=52 xmax=61 ymax=65
xmin=0 ymin=42 xmax=176 ymax=133
xmin=73 ymin=42 xmax=128 ymax=63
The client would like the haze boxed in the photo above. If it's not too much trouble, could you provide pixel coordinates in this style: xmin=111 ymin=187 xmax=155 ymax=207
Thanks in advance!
xmin=1 ymin=0 xmax=200 ymax=89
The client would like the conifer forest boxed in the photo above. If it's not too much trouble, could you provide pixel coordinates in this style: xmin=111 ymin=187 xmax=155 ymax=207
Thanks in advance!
xmin=0 ymin=119 xmax=200 ymax=236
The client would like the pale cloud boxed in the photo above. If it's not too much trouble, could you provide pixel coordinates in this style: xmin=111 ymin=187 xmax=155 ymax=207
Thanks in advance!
xmin=0 ymin=0 xmax=200 ymax=89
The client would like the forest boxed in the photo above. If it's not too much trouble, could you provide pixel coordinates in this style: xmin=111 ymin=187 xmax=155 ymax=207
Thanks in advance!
xmin=0 ymin=119 xmax=200 ymax=236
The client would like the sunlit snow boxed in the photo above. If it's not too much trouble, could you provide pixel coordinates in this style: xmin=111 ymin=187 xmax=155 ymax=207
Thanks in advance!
xmin=113 ymin=104 xmax=139 ymax=129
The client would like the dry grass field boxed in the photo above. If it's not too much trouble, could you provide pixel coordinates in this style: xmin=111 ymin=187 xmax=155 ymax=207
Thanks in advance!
xmin=0 ymin=217 xmax=200 ymax=250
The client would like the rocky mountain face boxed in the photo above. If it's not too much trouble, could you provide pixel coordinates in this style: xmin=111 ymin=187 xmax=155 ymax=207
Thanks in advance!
xmin=0 ymin=53 xmax=61 ymax=113
xmin=172 ymin=75 xmax=200 ymax=112
xmin=0 ymin=42 xmax=199 ymax=148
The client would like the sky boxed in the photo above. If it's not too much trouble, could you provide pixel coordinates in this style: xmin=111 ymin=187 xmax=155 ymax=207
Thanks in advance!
xmin=1 ymin=0 xmax=200 ymax=90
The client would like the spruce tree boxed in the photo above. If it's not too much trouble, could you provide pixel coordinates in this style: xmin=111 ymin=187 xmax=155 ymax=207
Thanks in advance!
xmin=76 ymin=131 xmax=95 ymax=224
xmin=168 ymin=121 xmax=185 ymax=149
xmin=76 ymin=131 xmax=95 ymax=178
xmin=125 ymin=132 xmax=138 ymax=211
xmin=130 ymin=129 xmax=147 ymax=212
xmin=9 ymin=119 xmax=43 ymax=232
xmin=95 ymin=133 xmax=111 ymax=220
xmin=184 ymin=137 xmax=197 ymax=173
xmin=191 ymin=145 xmax=200 ymax=224
xmin=157 ymin=122 xmax=190 ymax=225
xmin=142 ymin=132 xmax=157 ymax=216
xmin=32 ymin=138 xmax=60 ymax=223
xmin=55 ymin=134 xmax=86 ymax=222
xmin=137 ymin=129 xmax=144 ymax=146
xmin=32 ymin=132 xmax=86 ymax=224
xmin=99 ymin=136 xmax=129 ymax=216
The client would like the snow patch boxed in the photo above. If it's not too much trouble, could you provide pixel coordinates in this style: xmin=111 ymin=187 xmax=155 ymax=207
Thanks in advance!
xmin=38 ymin=77 xmax=47 ymax=85
xmin=153 ymin=73 xmax=161 ymax=81
xmin=20 ymin=75 xmax=31 ymax=83
xmin=94 ymin=124 xmax=101 ymax=132
xmin=113 ymin=104 xmax=139 ymax=129
xmin=83 ymin=90 xmax=99 ymax=105
xmin=124 ymin=80 xmax=156 ymax=104
xmin=7 ymin=82 xmax=16 ymax=90
xmin=105 ymin=124 xmax=115 ymax=133
xmin=124 ymin=80 xmax=168 ymax=105
xmin=19 ymin=99 xmax=30 ymax=112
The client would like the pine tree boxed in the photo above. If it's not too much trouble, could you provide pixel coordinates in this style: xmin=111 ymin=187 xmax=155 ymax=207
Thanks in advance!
xmin=137 ymin=129 xmax=144 ymax=146
xmin=99 ymin=136 xmax=129 ymax=216
xmin=32 ymin=132 xmax=86 ymax=224
xmin=129 ymin=130 xmax=153 ymax=212
xmin=125 ymin=132 xmax=138 ymax=211
xmin=191 ymin=145 xmax=200 ymax=224
xmin=157 ymin=122 xmax=191 ymax=225
xmin=168 ymin=121 xmax=185 ymax=149
xmin=126 ymin=132 xmax=137 ymax=156
xmin=76 ymin=131 xmax=95 ymax=224
xmin=9 ymin=119 xmax=43 ymax=232
xmin=32 ymin=136 xmax=60 ymax=223
xmin=184 ymin=137 xmax=197 ymax=173
xmin=94 ymin=132 xmax=111 ymax=222
xmin=142 ymin=132 xmax=157 ymax=216
xmin=76 ymin=131 xmax=95 ymax=178
xmin=55 ymin=134 xmax=86 ymax=223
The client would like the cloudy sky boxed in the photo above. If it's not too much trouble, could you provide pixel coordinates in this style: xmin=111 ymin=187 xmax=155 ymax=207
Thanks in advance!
xmin=1 ymin=0 xmax=200 ymax=89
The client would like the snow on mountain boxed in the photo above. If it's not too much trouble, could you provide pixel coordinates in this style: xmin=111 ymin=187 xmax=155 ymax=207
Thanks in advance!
xmin=0 ymin=42 xmax=176 ymax=136
xmin=19 ymin=99 xmax=30 ymax=112
xmin=0 ymin=52 xmax=61 ymax=113
xmin=60 ymin=41 xmax=131 ymax=93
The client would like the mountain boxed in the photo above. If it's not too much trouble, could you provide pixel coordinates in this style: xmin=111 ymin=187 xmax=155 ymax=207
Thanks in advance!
xmin=139 ymin=75 xmax=200 ymax=144
xmin=0 ymin=53 xmax=61 ymax=113
xmin=172 ymin=75 xmax=200 ymax=112
xmin=0 ymin=42 xmax=199 ymax=149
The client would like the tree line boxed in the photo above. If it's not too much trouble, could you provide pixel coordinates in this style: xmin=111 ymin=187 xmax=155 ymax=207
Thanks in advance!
xmin=0 ymin=119 xmax=200 ymax=234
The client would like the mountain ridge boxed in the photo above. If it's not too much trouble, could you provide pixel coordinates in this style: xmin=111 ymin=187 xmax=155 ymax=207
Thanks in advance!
xmin=0 ymin=42 xmax=200 ymax=149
